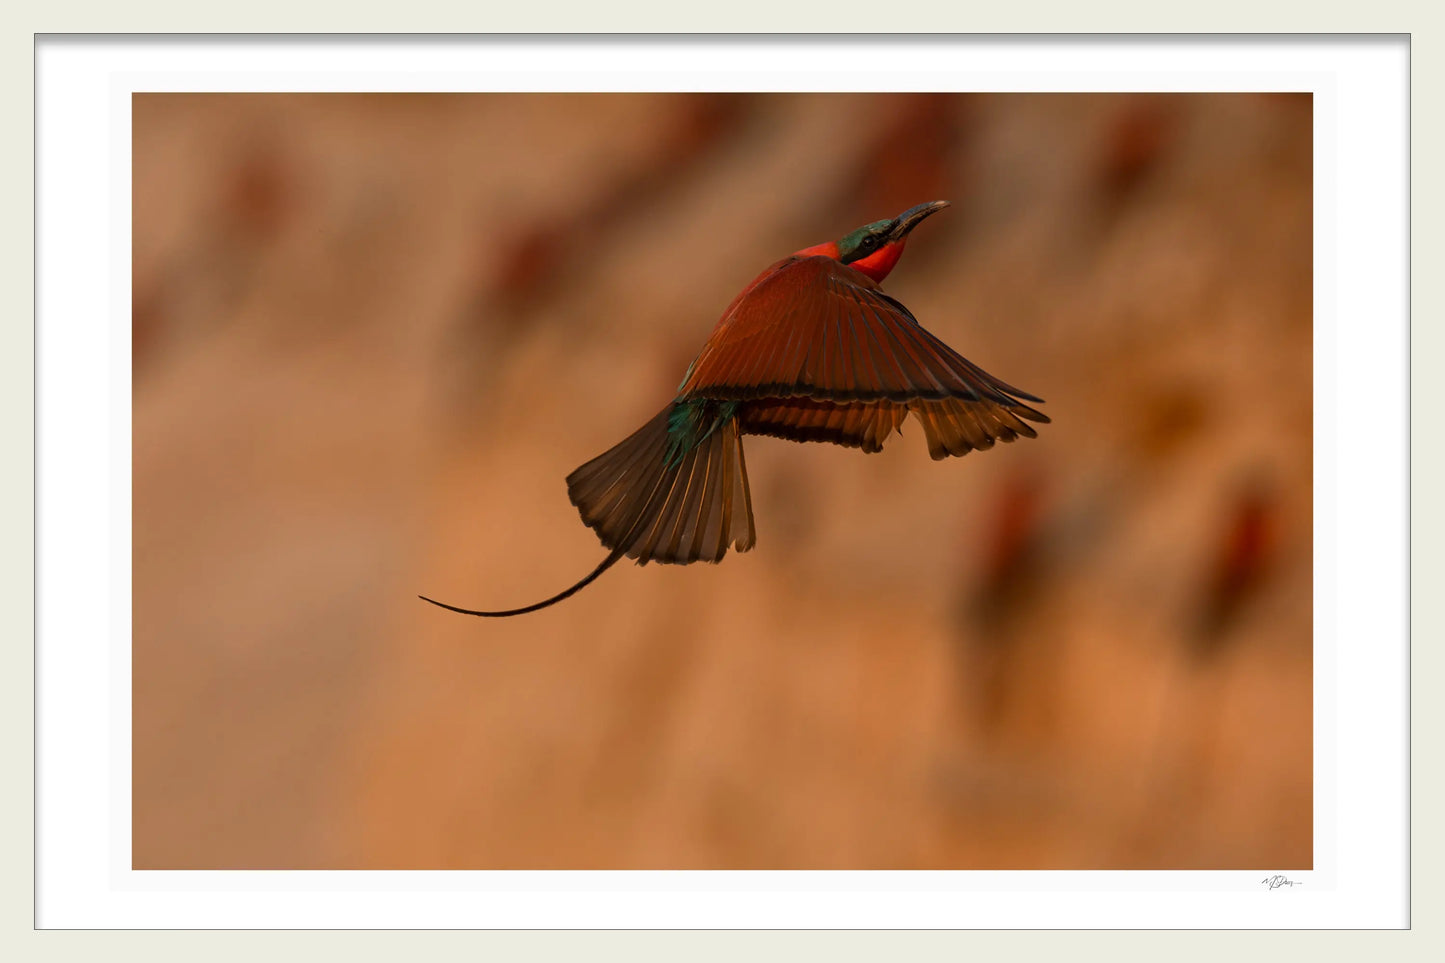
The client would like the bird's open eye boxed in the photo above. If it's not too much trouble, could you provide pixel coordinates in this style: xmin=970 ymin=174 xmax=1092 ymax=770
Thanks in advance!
xmin=859 ymin=235 xmax=878 ymax=253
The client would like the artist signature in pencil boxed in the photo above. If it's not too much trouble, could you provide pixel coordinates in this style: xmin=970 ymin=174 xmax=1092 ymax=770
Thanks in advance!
xmin=1261 ymin=874 xmax=1302 ymax=890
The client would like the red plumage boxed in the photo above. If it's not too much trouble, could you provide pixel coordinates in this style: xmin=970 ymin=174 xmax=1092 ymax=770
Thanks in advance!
xmin=677 ymin=253 xmax=1047 ymax=460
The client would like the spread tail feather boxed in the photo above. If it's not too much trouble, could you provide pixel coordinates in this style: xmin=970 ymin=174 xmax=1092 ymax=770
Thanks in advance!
xmin=567 ymin=401 xmax=755 ymax=565
xmin=418 ymin=402 xmax=755 ymax=618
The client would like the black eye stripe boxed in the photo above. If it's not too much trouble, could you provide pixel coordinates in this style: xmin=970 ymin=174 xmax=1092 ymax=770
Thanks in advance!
xmin=838 ymin=227 xmax=891 ymax=264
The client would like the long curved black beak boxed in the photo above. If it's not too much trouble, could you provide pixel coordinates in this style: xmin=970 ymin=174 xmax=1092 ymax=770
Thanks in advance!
xmin=888 ymin=200 xmax=950 ymax=243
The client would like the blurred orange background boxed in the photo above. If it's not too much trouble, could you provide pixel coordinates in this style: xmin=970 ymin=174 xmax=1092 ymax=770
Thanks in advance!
xmin=132 ymin=92 xmax=1312 ymax=869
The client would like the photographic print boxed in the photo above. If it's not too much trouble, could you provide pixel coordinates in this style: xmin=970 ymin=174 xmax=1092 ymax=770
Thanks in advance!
xmin=131 ymin=91 xmax=1313 ymax=871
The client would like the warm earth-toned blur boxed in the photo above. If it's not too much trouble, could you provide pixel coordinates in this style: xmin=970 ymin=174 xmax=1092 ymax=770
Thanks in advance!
xmin=132 ymin=93 xmax=1312 ymax=869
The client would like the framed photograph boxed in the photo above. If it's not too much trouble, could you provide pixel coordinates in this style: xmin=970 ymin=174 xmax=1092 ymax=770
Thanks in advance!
xmin=29 ymin=33 xmax=1412 ymax=936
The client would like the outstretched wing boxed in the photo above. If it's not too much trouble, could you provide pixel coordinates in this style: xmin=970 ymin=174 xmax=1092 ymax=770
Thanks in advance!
xmin=678 ymin=254 xmax=1047 ymax=436
xmin=678 ymin=255 xmax=1048 ymax=416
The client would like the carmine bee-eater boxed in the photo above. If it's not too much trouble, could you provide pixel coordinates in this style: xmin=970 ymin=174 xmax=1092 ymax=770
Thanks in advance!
xmin=421 ymin=201 xmax=1048 ymax=617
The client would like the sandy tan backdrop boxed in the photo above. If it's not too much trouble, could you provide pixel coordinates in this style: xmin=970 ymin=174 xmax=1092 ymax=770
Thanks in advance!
xmin=133 ymin=93 xmax=1312 ymax=869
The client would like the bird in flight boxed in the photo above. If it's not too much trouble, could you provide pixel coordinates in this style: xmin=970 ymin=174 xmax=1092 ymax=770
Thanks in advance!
xmin=421 ymin=201 xmax=1048 ymax=617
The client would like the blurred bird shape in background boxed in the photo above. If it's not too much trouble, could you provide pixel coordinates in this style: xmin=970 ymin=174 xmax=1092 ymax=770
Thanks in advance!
xmin=447 ymin=98 xmax=754 ymax=406
xmin=954 ymin=468 xmax=1050 ymax=735
xmin=486 ymin=96 xmax=751 ymax=315
xmin=1097 ymin=97 xmax=1179 ymax=208
xmin=421 ymin=201 xmax=1050 ymax=617
xmin=1192 ymin=475 xmax=1279 ymax=653
xmin=134 ymin=139 xmax=298 ymax=373
xmin=840 ymin=94 xmax=968 ymax=240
